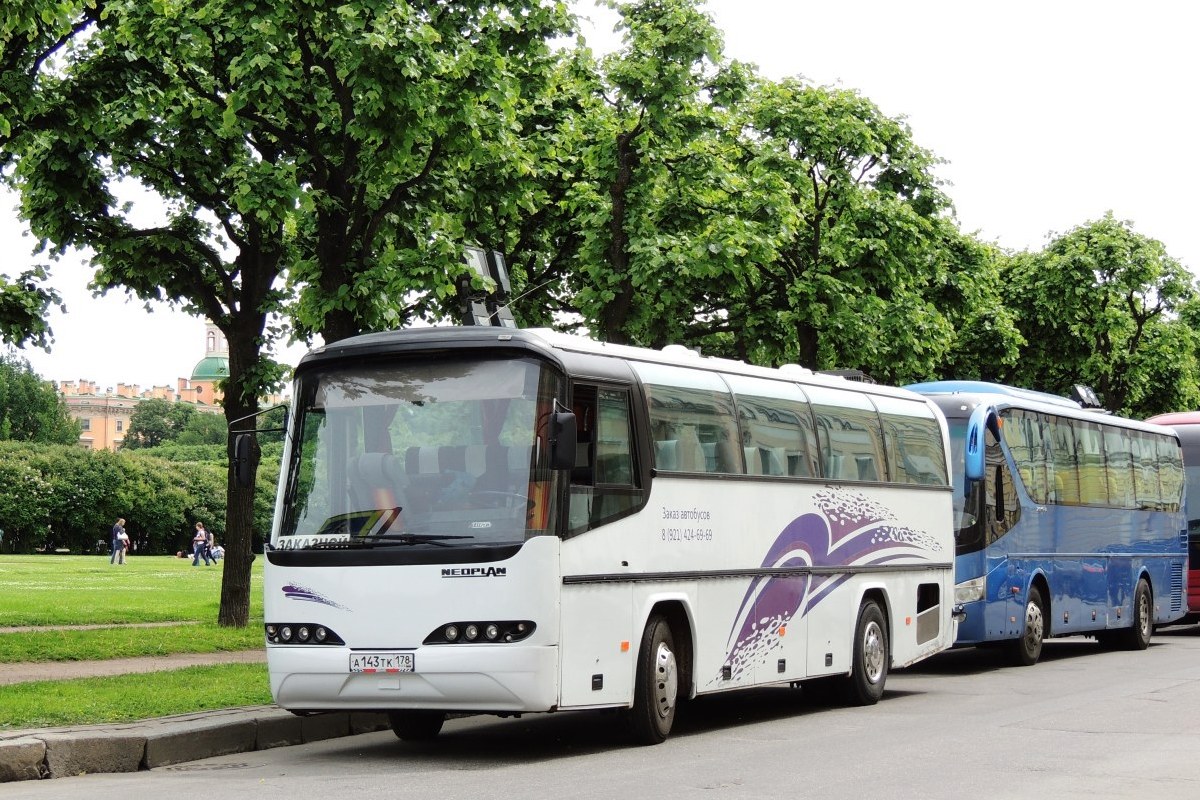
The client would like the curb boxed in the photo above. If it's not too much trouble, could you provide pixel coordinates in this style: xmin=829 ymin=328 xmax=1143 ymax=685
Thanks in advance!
xmin=0 ymin=706 xmax=390 ymax=783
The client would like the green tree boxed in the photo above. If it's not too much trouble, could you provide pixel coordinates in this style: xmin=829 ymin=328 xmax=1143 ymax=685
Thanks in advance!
xmin=3 ymin=0 xmax=293 ymax=622
xmin=176 ymin=411 xmax=228 ymax=446
xmin=713 ymin=79 xmax=962 ymax=382
xmin=921 ymin=231 xmax=1024 ymax=383
xmin=0 ymin=353 xmax=79 ymax=443
xmin=2 ymin=1 xmax=571 ymax=625
xmin=122 ymin=398 xmax=198 ymax=450
xmin=1004 ymin=213 xmax=1199 ymax=415
xmin=0 ymin=266 xmax=62 ymax=349
xmin=571 ymin=0 xmax=752 ymax=346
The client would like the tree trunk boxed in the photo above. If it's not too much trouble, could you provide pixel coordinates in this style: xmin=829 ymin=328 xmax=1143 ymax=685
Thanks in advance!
xmin=598 ymin=128 xmax=640 ymax=344
xmin=216 ymin=311 xmax=265 ymax=628
xmin=795 ymin=320 xmax=820 ymax=369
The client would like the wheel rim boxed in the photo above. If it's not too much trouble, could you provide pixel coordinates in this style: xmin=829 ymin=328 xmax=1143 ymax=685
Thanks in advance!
xmin=863 ymin=620 xmax=886 ymax=685
xmin=1023 ymin=599 xmax=1044 ymax=653
xmin=1136 ymin=589 xmax=1151 ymax=636
xmin=652 ymin=640 xmax=678 ymax=720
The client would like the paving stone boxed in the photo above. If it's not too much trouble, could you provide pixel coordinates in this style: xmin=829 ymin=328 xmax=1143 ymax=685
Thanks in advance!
xmin=40 ymin=729 xmax=145 ymax=778
xmin=0 ymin=737 xmax=48 ymax=783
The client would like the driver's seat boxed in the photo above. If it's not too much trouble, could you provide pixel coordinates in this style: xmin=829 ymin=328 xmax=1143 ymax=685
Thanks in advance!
xmin=352 ymin=453 xmax=406 ymax=511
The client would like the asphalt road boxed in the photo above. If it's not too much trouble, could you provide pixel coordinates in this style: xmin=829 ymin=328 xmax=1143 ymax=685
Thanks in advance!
xmin=6 ymin=626 xmax=1200 ymax=800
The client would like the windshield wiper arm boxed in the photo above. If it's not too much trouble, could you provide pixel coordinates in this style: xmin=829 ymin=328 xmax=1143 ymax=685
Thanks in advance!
xmin=361 ymin=533 xmax=474 ymax=547
xmin=308 ymin=533 xmax=473 ymax=550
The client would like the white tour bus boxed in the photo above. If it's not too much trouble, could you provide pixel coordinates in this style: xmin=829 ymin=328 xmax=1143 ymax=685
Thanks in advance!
xmin=256 ymin=326 xmax=956 ymax=744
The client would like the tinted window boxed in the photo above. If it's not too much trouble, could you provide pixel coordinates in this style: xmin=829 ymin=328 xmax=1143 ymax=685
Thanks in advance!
xmin=723 ymin=374 xmax=819 ymax=478
xmin=806 ymin=385 xmax=886 ymax=482
xmin=872 ymin=395 xmax=947 ymax=486
xmin=633 ymin=363 xmax=741 ymax=474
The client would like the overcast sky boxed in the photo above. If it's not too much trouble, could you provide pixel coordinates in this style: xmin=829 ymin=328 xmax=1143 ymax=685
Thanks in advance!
xmin=4 ymin=0 xmax=1198 ymax=390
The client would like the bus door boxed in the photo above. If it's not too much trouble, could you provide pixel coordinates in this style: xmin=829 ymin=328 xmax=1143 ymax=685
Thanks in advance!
xmin=994 ymin=409 xmax=1048 ymax=639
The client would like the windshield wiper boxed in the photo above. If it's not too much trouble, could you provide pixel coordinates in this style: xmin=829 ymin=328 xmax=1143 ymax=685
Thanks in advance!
xmin=361 ymin=532 xmax=474 ymax=547
xmin=308 ymin=533 xmax=473 ymax=550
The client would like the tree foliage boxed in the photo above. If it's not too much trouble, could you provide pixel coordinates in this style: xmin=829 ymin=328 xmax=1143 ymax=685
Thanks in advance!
xmin=2 ymin=0 xmax=573 ymax=625
xmin=122 ymin=398 xmax=198 ymax=450
xmin=1003 ymin=214 xmax=1200 ymax=415
xmin=0 ymin=440 xmax=280 ymax=555
xmin=0 ymin=266 xmax=63 ymax=349
xmin=0 ymin=352 xmax=79 ymax=443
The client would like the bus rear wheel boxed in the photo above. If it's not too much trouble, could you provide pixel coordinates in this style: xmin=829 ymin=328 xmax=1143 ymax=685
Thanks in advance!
xmin=627 ymin=615 xmax=678 ymax=745
xmin=388 ymin=710 xmax=445 ymax=741
xmin=841 ymin=599 xmax=889 ymax=706
xmin=1010 ymin=584 xmax=1045 ymax=666
xmin=1116 ymin=578 xmax=1153 ymax=650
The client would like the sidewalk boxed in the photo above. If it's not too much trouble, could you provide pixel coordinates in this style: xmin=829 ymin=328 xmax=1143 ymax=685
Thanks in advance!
xmin=0 ymin=649 xmax=390 ymax=783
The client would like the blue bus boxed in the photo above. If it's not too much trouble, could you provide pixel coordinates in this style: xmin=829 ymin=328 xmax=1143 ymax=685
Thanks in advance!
xmin=905 ymin=381 xmax=1187 ymax=664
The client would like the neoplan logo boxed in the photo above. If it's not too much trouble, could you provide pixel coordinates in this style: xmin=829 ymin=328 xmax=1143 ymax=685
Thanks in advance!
xmin=441 ymin=567 xmax=507 ymax=578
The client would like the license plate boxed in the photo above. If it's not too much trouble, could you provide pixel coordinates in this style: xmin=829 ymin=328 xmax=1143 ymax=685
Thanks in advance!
xmin=349 ymin=651 xmax=414 ymax=673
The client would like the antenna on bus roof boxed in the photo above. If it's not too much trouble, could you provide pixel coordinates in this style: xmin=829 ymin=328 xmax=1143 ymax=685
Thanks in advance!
xmin=457 ymin=247 xmax=517 ymax=328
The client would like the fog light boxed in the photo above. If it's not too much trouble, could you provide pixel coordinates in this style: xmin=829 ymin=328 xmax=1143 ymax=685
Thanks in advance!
xmin=445 ymin=625 xmax=459 ymax=642
xmin=266 ymin=625 xmax=277 ymax=637
xmin=315 ymin=627 xmax=327 ymax=642
xmin=297 ymin=626 xmax=310 ymax=642
xmin=465 ymin=624 xmax=479 ymax=641
xmin=485 ymin=623 xmax=500 ymax=640
xmin=280 ymin=626 xmax=293 ymax=642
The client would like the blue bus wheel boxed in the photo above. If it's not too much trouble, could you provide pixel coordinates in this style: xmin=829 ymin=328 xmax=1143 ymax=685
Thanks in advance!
xmin=1010 ymin=585 xmax=1045 ymax=667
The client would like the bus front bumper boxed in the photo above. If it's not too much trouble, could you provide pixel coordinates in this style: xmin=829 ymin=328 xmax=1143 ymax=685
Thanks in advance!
xmin=268 ymin=643 xmax=560 ymax=714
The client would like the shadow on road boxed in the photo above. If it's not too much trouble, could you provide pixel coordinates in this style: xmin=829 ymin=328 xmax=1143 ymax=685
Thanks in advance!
xmin=326 ymin=623 xmax=1200 ymax=764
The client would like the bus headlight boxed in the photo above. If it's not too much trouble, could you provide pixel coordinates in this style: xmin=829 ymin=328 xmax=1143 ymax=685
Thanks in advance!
xmin=955 ymin=577 xmax=985 ymax=605
xmin=424 ymin=620 xmax=537 ymax=644
xmin=266 ymin=623 xmax=345 ymax=645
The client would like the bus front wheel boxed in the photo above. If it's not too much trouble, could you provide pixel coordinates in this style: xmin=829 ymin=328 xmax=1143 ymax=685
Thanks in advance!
xmin=1011 ymin=585 xmax=1046 ymax=666
xmin=841 ymin=599 xmax=889 ymax=706
xmin=627 ymin=615 xmax=678 ymax=745
xmin=388 ymin=710 xmax=445 ymax=741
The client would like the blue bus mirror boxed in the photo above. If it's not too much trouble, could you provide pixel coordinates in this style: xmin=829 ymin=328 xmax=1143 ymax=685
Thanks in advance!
xmin=964 ymin=404 xmax=991 ymax=485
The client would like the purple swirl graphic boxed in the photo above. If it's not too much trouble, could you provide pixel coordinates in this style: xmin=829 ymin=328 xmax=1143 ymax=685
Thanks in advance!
xmin=282 ymin=584 xmax=348 ymax=610
xmin=721 ymin=488 xmax=940 ymax=680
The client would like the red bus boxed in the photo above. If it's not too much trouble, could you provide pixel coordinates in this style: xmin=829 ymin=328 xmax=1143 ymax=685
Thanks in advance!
xmin=1147 ymin=412 xmax=1200 ymax=622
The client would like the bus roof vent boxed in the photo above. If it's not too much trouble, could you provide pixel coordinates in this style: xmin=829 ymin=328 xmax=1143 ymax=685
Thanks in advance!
xmin=779 ymin=364 xmax=813 ymax=377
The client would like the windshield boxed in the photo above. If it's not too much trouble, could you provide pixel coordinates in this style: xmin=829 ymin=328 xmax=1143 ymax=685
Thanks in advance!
xmin=277 ymin=355 xmax=563 ymax=550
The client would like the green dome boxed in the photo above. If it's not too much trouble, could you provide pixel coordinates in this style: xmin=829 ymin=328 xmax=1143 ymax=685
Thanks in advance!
xmin=191 ymin=355 xmax=230 ymax=381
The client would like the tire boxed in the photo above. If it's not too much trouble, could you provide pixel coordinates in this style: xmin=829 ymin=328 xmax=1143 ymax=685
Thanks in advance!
xmin=1116 ymin=578 xmax=1153 ymax=650
xmin=627 ymin=615 xmax=679 ymax=745
xmin=841 ymin=600 xmax=889 ymax=706
xmin=1010 ymin=584 xmax=1046 ymax=666
xmin=388 ymin=710 xmax=445 ymax=741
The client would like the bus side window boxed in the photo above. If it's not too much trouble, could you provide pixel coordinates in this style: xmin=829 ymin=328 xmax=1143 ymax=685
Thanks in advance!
xmin=567 ymin=384 xmax=641 ymax=536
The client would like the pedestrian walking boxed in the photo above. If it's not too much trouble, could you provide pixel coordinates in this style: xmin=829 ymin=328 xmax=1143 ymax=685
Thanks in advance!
xmin=192 ymin=522 xmax=212 ymax=566
xmin=110 ymin=518 xmax=127 ymax=565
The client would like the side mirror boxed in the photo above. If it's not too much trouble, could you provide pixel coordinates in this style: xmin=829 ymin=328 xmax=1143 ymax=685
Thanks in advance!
xmin=964 ymin=404 xmax=1000 ymax=488
xmin=548 ymin=411 xmax=577 ymax=471
xmin=233 ymin=433 xmax=255 ymax=488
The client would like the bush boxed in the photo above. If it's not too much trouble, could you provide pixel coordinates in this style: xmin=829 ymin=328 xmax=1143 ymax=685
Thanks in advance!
xmin=0 ymin=441 xmax=281 ymax=554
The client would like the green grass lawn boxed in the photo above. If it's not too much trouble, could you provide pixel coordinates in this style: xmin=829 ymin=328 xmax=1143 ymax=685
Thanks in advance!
xmin=1 ymin=664 xmax=274 ymax=729
xmin=0 ymin=554 xmax=263 ymax=626
xmin=0 ymin=555 xmax=270 ymax=729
